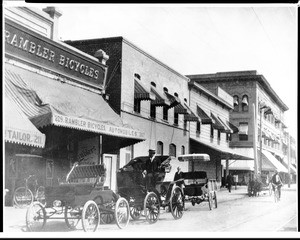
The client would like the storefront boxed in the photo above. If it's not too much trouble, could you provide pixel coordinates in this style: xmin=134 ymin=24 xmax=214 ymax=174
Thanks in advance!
xmin=4 ymin=18 xmax=145 ymax=204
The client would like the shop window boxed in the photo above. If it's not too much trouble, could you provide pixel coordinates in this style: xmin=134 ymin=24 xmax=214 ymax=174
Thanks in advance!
xmin=226 ymin=133 xmax=231 ymax=142
xmin=181 ymin=145 xmax=185 ymax=155
xmin=169 ymin=143 xmax=176 ymax=157
xmin=157 ymin=141 xmax=163 ymax=155
xmin=134 ymin=99 xmax=141 ymax=113
xmin=150 ymin=104 xmax=156 ymax=119
xmin=242 ymin=95 xmax=249 ymax=112
xmin=163 ymin=106 xmax=168 ymax=121
xmin=233 ymin=95 xmax=239 ymax=112
xmin=174 ymin=112 xmax=179 ymax=125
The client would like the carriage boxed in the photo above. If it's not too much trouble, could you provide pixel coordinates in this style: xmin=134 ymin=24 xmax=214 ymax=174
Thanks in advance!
xmin=25 ymin=162 xmax=130 ymax=232
xmin=178 ymin=154 xmax=218 ymax=210
xmin=117 ymin=155 xmax=184 ymax=224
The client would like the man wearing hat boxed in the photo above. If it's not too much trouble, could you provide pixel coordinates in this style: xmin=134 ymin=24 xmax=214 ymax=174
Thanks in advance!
xmin=143 ymin=149 xmax=160 ymax=190
xmin=271 ymin=169 xmax=283 ymax=200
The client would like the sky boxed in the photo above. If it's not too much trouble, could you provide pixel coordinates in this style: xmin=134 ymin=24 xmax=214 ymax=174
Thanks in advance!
xmin=6 ymin=3 xmax=298 ymax=140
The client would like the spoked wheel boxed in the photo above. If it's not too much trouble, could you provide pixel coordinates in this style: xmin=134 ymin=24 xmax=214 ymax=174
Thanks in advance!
xmin=65 ymin=206 xmax=81 ymax=229
xmin=214 ymin=191 xmax=218 ymax=208
xmin=36 ymin=186 xmax=46 ymax=207
xmin=144 ymin=192 xmax=160 ymax=224
xmin=13 ymin=187 xmax=33 ymax=208
xmin=115 ymin=197 xmax=130 ymax=229
xmin=170 ymin=186 xmax=184 ymax=220
xmin=82 ymin=200 xmax=100 ymax=232
xmin=160 ymin=185 xmax=168 ymax=198
xmin=130 ymin=205 xmax=142 ymax=220
xmin=93 ymin=195 xmax=115 ymax=224
xmin=208 ymin=192 xmax=213 ymax=210
xmin=26 ymin=201 xmax=46 ymax=232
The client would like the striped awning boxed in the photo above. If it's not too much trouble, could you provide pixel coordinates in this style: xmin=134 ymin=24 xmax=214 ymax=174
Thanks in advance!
xmin=150 ymin=87 xmax=170 ymax=107
xmin=5 ymin=64 xmax=146 ymax=146
xmin=227 ymin=121 xmax=239 ymax=133
xmin=134 ymin=80 xmax=155 ymax=101
xmin=196 ymin=105 xmax=212 ymax=124
xmin=184 ymin=104 xmax=200 ymax=122
xmin=164 ymin=91 xmax=181 ymax=108
xmin=211 ymin=113 xmax=225 ymax=131
xmin=5 ymin=95 xmax=46 ymax=148
xmin=217 ymin=116 xmax=232 ymax=133
xmin=262 ymin=150 xmax=288 ymax=173
xmin=174 ymin=101 xmax=190 ymax=114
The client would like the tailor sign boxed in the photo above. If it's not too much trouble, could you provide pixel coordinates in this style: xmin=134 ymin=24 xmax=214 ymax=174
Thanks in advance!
xmin=4 ymin=18 xmax=107 ymax=89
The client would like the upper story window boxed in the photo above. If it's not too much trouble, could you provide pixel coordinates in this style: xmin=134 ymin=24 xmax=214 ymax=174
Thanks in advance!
xmin=242 ymin=95 xmax=249 ymax=112
xmin=163 ymin=106 xmax=168 ymax=121
xmin=163 ymin=87 xmax=168 ymax=93
xmin=174 ymin=92 xmax=179 ymax=97
xmin=210 ymin=124 xmax=214 ymax=138
xmin=151 ymin=81 xmax=156 ymax=87
xmin=233 ymin=95 xmax=239 ymax=112
xmin=134 ymin=73 xmax=141 ymax=80
xmin=150 ymin=104 xmax=156 ymax=119
xmin=174 ymin=112 xmax=179 ymax=125
xmin=181 ymin=145 xmax=185 ymax=155
xmin=196 ymin=121 xmax=201 ymax=133
xmin=238 ymin=122 xmax=249 ymax=141
xmin=217 ymin=130 xmax=221 ymax=141
xmin=169 ymin=143 xmax=176 ymax=157
xmin=184 ymin=98 xmax=187 ymax=103
xmin=157 ymin=141 xmax=163 ymax=155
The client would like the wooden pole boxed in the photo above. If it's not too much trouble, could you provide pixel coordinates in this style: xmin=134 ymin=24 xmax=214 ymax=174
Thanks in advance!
xmin=253 ymin=103 xmax=258 ymax=178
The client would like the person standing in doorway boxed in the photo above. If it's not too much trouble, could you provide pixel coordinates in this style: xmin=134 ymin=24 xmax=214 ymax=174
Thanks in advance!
xmin=226 ymin=173 xmax=234 ymax=193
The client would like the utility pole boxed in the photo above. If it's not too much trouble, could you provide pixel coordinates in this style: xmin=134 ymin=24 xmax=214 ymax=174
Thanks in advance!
xmin=288 ymin=132 xmax=291 ymax=188
xmin=253 ymin=103 xmax=258 ymax=178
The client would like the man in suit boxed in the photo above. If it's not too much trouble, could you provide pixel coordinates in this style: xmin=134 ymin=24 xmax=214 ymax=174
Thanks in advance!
xmin=143 ymin=149 xmax=160 ymax=190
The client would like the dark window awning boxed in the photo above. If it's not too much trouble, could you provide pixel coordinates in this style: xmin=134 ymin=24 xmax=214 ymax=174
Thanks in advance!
xmin=217 ymin=116 xmax=232 ymax=133
xmin=190 ymin=138 xmax=253 ymax=160
xmin=227 ymin=121 xmax=239 ymax=133
xmin=4 ymin=95 xmax=46 ymax=148
xmin=134 ymin=80 xmax=155 ymax=101
xmin=184 ymin=104 xmax=200 ymax=122
xmin=196 ymin=105 xmax=212 ymax=124
xmin=174 ymin=101 xmax=190 ymax=114
xmin=211 ymin=113 xmax=225 ymax=131
xmin=164 ymin=91 xmax=181 ymax=108
xmin=5 ymin=64 xmax=146 ymax=151
xmin=150 ymin=87 xmax=170 ymax=107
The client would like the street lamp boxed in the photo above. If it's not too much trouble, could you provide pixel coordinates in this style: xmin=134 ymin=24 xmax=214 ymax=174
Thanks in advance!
xmin=258 ymin=102 xmax=273 ymax=179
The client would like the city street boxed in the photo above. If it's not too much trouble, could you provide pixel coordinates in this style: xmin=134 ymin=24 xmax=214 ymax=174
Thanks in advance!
xmin=3 ymin=185 xmax=297 ymax=237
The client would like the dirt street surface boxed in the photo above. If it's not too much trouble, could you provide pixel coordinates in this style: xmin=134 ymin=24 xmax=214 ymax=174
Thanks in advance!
xmin=2 ymin=185 xmax=298 ymax=238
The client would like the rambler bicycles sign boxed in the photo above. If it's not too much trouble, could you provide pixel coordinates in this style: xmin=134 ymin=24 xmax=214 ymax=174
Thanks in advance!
xmin=4 ymin=19 xmax=107 ymax=89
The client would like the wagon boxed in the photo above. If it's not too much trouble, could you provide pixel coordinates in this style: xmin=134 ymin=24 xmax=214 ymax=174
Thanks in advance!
xmin=178 ymin=154 xmax=218 ymax=210
xmin=25 ymin=163 xmax=130 ymax=232
xmin=117 ymin=155 xmax=184 ymax=224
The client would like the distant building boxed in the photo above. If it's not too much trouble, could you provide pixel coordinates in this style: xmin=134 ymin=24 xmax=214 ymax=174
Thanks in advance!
xmin=187 ymin=71 xmax=291 ymax=184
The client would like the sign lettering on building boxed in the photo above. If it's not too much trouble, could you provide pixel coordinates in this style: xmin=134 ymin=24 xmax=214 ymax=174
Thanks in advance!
xmin=4 ymin=18 xmax=107 ymax=89
xmin=217 ymin=87 xmax=233 ymax=107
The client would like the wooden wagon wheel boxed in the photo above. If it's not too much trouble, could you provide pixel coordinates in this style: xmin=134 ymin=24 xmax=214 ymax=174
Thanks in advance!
xmin=26 ymin=201 xmax=46 ymax=232
xmin=93 ymin=195 xmax=115 ymax=224
xmin=170 ymin=186 xmax=184 ymax=219
xmin=115 ymin=197 xmax=130 ymax=229
xmin=129 ymin=197 xmax=142 ymax=220
xmin=65 ymin=205 xmax=81 ymax=229
xmin=81 ymin=200 xmax=100 ymax=232
xmin=144 ymin=192 xmax=160 ymax=224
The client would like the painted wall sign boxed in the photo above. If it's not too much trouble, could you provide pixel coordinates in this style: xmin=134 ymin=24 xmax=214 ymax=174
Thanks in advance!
xmin=4 ymin=18 xmax=107 ymax=89
xmin=217 ymin=87 xmax=233 ymax=107
xmin=53 ymin=113 xmax=145 ymax=139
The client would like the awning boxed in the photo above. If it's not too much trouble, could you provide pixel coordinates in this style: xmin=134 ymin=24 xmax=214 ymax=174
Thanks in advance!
xmin=134 ymin=80 xmax=155 ymax=101
xmin=221 ymin=160 xmax=254 ymax=171
xmin=5 ymin=96 xmax=46 ymax=148
xmin=164 ymin=91 xmax=180 ymax=108
xmin=261 ymin=150 xmax=288 ymax=173
xmin=184 ymin=104 xmax=200 ymax=122
xmin=227 ymin=121 xmax=239 ymax=133
xmin=217 ymin=116 xmax=232 ymax=134
xmin=5 ymin=64 xmax=146 ymax=148
xmin=196 ymin=105 xmax=212 ymax=124
xmin=150 ymin=87 xmax=170 ymax=107
xmin=174 ymin=101 xmax=190 ymax=115
xmin=282 ymin=157 xmax=297 ymax=174
xmin=211 ymin=113 xmax=225 ymax=131
xmin=190 ymin=138 xmax=253 ymax=160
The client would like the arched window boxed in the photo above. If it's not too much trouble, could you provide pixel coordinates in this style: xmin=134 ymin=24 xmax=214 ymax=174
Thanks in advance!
xmin=151 ymin=81 xmax=156 ymax=87
xmin=163 ymin=87 xmax=168 ymax=93
xmin=184 ymin=98 xmax=187 ymax=102
xmin=169 ymin=143 xmax=176 ymax=157
xmin=134 ymin=73 xmax=141 ymax=80
xmin=174 ymin=92 xmax=178 ymax=97
xmin=233 ymin=95 xmax=239 ymax=112
xmin=181 ymin=145 xmax=185 ymax=155
xmin=242 ymin=95 xmax=249 ymax=112
xmin=157 ymin=141 xmax=163 ymax=155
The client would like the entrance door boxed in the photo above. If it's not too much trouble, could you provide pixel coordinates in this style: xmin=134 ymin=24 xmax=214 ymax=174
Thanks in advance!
xmin=103 ymin=154 xmax=117 ymax=192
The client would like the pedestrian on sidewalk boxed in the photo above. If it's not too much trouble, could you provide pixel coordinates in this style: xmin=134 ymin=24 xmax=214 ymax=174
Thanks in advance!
xmin=226 ymin=173 xmax=234 ymax=193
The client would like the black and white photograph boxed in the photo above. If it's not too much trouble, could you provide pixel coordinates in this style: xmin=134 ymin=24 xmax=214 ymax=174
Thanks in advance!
xmin=2 ymin=1 xmax=298 ymax=238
